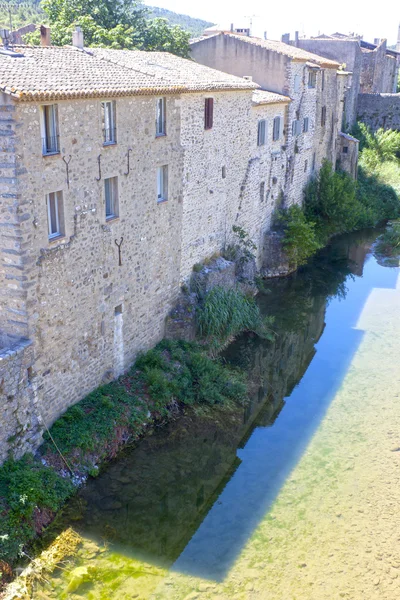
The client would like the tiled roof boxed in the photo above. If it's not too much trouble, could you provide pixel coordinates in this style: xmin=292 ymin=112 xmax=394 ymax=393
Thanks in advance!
xmin=192 ymin=34 xmax=340 ymax=68
xmin=252 ymin=89 xmax=291 ymax=105
xmin=0 ymin=45 xmax=258 ymax=101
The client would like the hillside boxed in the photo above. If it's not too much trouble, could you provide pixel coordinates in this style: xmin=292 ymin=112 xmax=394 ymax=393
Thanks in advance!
xmin=148 ymin=6 xmax=212 ymax=36
xmin=0 ymin=2 xmax=212 ymax=37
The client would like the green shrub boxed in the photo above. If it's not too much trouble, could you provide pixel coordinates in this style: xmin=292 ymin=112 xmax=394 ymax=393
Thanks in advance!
xmin=277 ymin=205 xmax=322 ymax=267
xmin=196 ymin=286 xmax=274 ymax=345
xmin=0 ymin=455 xmax=73 ymax=563
xmin=375 ymin=220 xmax=400 ymax=257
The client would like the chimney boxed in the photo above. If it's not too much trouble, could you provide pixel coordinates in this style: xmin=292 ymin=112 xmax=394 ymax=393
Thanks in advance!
xmin=295 ymin=31 xmax=299 ymax=46
xmin=281 ymin=33 xmax=290 ymax=44
xmin=0 ymin=29 xmax=10 ymax=49
xmin=374 ymin=37 xmax=380 ymax=46
xmin=230 ymin=23 xmax=234 ymax=33
xmin=72 ymin=26 xmax=84 ymax=49
xmin=40 ymin=25 xmax=51 ymax=47
xmin=264 ymin=31 xmax=267 ymax=40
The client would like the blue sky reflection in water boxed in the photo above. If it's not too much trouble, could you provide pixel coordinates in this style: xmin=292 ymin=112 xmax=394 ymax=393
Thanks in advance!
xmin=171 ymin=234 xmax=399 ymax=581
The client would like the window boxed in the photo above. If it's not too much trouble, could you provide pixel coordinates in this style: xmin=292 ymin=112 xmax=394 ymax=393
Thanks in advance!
xmin=308 ymin=70 xmax=317 ymax=88
xmin=292 ymin=120 xmax=301 ymax=137
xmin=260 ymin=181 xmax=265 ymax=202
xmin=104 ymin=176 xmax=119 ymax=219
xmin=343 ymin=146 xmax=349 ymax=154
xmin=303 ymin=117 xmax=309 ymax=133
xmin=157 ymin=166 xmax=168 ymax=202
xmin=294 ymin=74 xmax=300 ymax=93
xmin=273 ymin=116 xmax=281 ymax=141
xmin=312 ymin=152 xmax=316 ymax=171
xmin=41 ymin=104 xmax=59 ymax=155
xmin=257 ymin=120 xmax=266 ymax=146
xmin=222 ymin=166 xmax=226 ymax=179
xmin=304 ymin=160 xmax=308 ymax=172
xmin=204 ymin=98 xmax=214 ymax=130
xmin=102 ymin=101 xmax=116 ymax=145
xmin=321 ymin=70 xmax=325 ymax=90
xmin=321 ymin=106 xmax=327 ymax=127
xmin=156 ymin=97 xmax=166 ymax=136
xmin=46 ymin=191 xmax=63 ymax=239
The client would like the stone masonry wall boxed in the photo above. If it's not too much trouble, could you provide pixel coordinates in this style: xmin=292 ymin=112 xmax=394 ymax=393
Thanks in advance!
xmin=179 ymin=91 xmax=288 ymax=279
xmin=13 ymin=94 xmax=185 ymax=429
xmin=357 ymin=93 xmax=400 ymax=131
xmin=0 ymin=338 xmax=41 ymax=463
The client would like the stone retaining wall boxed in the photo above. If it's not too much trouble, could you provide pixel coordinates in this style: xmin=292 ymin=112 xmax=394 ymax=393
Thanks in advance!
xmin=357 ymin=93 xmax=400 ymax=131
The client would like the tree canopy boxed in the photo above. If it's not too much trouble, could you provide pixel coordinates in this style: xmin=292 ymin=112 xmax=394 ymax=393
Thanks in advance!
xmin=24 ymin=0 xmax=191 ymax=57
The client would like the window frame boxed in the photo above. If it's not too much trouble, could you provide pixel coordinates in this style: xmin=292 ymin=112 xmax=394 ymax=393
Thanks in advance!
xmin=157 ymin=165 xmax=168 ymax=203
xmin=308 ymin=70 xmax=317 ymax=89
xmin=257 ymin=119 xmax=267 ymax=146
xmin=156 ymin=97 xmax=167 ymax=137
xmin=104 ymin=176 xmax=119 ymax=220
xmin=46 ymin=191 xmax=64 ymax=239
xmin=102 ymin=101 xmax=117 ymax=145
xmin=272 ymin=116 xmax=281 ymax=141
xmin=41 ymin=104 xmax=60 ymax=156
xmin=204 ymin=98 xmax=214 ymax=130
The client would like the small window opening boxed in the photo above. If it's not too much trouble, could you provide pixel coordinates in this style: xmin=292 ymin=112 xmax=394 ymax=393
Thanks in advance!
xmin=222 ymin=166 xmax=226 ymax=179
xmin=115 ymin=304 xmax=123 ymax=316
xmin=343 ymin=146 xmax=349 ymax=154
xmin=260 ymin=181 xmax=265 ymax=202
xmin=205 ymin=98 xmax=214 ymax=130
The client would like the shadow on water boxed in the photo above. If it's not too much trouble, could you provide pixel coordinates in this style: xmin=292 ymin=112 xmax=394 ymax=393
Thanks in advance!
xmin=38 ymin=229 xmax=400 ymax=585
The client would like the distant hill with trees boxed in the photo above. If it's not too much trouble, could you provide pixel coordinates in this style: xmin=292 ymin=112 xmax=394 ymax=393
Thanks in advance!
xmin=0 ymin=1 xmax=212 ymax=38
xmin=148 ymin=6 xmax=212 ymax=36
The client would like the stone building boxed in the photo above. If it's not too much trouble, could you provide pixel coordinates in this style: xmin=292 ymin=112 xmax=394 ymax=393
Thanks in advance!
xmin=0 ymin=40 xmax=297 ymax=460
xmin=293 ymin=32 xmax=400 ymax=129
xmin=190 ymin=33 xmax=348 ymax=206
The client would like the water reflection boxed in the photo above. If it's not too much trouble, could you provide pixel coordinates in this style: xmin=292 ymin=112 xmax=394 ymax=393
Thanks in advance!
xmin=36 ymin=229 xmax=399 ymax=590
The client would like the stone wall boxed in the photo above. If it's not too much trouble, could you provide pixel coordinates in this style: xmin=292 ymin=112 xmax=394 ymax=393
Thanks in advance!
xmin=357 ymin=93 xmax=400 ymax=131
xmin=0 ymin=338 xmax=41 ymax=463
xmin=11 ymin=94 xmax=185 ymax=430
xmin=360 ymin=41 xmax=398 ymax=95
xmin=297 ymin=39 xmax=362 ymax=129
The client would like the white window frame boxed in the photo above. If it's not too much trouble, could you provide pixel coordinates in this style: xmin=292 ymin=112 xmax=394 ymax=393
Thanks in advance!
xmin=105 ymin=176 xmax=119 ymax=220
xmin=257 ymin=120 xmax=267 ymax=146
xmin=156 ymin=97 xmax=166 ymax=136
xmin=46 ymin=191 xmax=63 ymax=239
xmin=102 ymin=101 xmax=116 ymax=145
xmin=273 ymin=116 xmax=282 ymax=141
xmin=41 ymin=104 xmax=59 ymax=155
xmin=308 ymin=70 xmax=317 ymax=89
xmin=157 ymin=165 xmax=168 ymax=202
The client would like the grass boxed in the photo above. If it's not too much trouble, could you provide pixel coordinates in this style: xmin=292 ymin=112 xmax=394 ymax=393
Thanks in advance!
xmin=0 ymin=455 xmax=74 ymax=566
xmin=196 ymin=286 xmax=274 ymax=347
xmin=41 ymin=339 xmax=248 ymax=468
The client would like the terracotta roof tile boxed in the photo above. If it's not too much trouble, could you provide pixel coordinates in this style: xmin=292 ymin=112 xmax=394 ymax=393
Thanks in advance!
xmin=0 ymin=46 xmax=258 ymax=101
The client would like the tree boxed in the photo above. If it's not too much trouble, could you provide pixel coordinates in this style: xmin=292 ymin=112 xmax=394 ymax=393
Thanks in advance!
xmin=30 ymin=0 xmax=190 ymax=57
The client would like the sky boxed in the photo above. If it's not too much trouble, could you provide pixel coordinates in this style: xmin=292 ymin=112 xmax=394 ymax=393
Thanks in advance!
xmin=145 ymin=0 xmax=400 ymax=46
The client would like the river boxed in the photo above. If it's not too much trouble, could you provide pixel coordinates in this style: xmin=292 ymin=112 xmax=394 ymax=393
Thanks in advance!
xmin=27 ymin=229 xmax=400 ymax=600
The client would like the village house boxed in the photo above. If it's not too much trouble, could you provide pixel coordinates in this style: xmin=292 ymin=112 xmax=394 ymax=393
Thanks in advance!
xmin=190 ymin=32 xmax=354 ymax=202
xmin=0 ymin=32 xmax=296 ymax=461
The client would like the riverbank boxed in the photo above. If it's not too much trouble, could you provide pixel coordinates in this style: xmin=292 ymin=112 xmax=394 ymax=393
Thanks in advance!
xmin=6 ymin=229 xmax=400 ymax=600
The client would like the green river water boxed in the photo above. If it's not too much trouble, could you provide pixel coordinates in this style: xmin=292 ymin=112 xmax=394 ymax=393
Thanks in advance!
xmin=14 ymin=230 xmax=400 ymax=600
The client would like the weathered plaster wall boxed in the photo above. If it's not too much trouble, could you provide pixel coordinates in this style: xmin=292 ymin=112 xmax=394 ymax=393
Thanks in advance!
xmin=191 ymin=35 xmax=290 ymax=95
xmin=357 ymin=93 xmax=400 ymax=131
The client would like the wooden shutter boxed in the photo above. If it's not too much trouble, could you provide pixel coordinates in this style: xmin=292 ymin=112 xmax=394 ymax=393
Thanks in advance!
xmin=205 ymin=98 xmax=213 ymax=130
